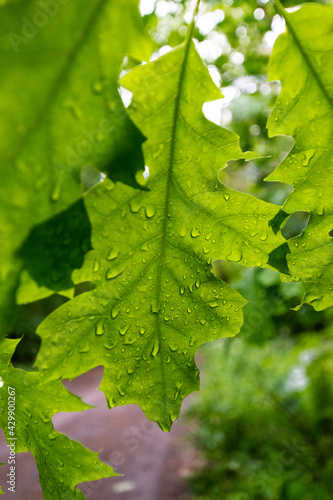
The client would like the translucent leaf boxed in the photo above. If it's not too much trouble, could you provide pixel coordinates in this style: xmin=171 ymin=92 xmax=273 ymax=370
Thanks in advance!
xmin=0 ymin=338 xmax=116 ymax=499
xmin=266 ymin=3 xmax=333 ymax=311
xmin=36 ymin=36 xmax=283 ymax=430
xmin=0 ymin=0 xmax=151 ymax=331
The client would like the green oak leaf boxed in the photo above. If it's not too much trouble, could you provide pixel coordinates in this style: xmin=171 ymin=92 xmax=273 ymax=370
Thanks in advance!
xmin=0 ymin=338 xmax=116 ymax=499
xmin=35 ymin=24 xmax=284 ymax=430
xmin=266 ymin=2 xmax=333 ymax=311
xmin=0 ymin=0 xmax=151 ymax=332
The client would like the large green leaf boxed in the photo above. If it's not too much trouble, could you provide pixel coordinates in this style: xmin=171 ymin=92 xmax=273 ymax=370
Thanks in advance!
xmin=266 ymin=2 xmax=333 ymax=311
xmin=0 ymin=0 xmax=151 ymax=331
xmin=35 ymin=20 xmax=284 ymax=430
xmin=0 ymin=338 xmax=116 ymax=499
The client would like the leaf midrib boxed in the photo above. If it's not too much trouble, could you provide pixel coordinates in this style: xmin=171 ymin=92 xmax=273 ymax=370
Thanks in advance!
xmin=154 ymin=0 xmax=200 ymax=411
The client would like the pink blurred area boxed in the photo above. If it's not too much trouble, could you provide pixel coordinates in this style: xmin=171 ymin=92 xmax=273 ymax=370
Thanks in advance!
xmin=0 ymin=366 xmax=197 ymax=500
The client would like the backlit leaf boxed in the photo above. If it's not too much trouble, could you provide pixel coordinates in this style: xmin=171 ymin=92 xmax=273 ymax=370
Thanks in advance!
xmin=0 ymin=338 xmax=116 ymax=499
xmin=266 ymin=2 xmax=333 ymax=311
xmin=0 ymin=0 xmax=151 ymax=331
xmin=36 ymin=29 xmax=283 ymax=430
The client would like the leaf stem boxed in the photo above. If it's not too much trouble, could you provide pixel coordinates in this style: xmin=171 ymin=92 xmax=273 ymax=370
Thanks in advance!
xmin=271 ymin=0 xmax=287 ymax=17
xmin=185 ymin=0 xmax=201 ymax=44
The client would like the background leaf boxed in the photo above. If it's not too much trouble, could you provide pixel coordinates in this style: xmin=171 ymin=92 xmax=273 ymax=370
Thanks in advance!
xmin=0 ymin=0 xmax=151 ymax=332
xmin=266 ymin=2 xmax=333 ymax=311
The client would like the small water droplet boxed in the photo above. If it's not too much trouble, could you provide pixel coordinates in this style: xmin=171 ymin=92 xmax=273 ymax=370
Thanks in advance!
xmin=78 ymin=344 xmax=90 ymax=353
xmin=106 ymin=181 xmax=115 ymax=191
xmin=111 ymin=306 xmax=120 ymax=319
xmin=65 ymin=101 xmax=82 ymax=120
xmin=48 ymin=431 xmax=57 ymax=440
xmin=301 ymin=149 xmax=316 ymax=167
xmin=169 ymin=340 xmax=178 ymax=352
xmin=119 ymin=325 xmax=129 ymax=336
xmin=150 ymin=301 xmax=160 ymax=314
xmin=107 ymin=248 xmax=119 ymax=261
xmin=151 ymin=338 xmax=160 ymax=357
xmin=130 ymin=200 xmax=141 ymax=213
xmin=92 ymin=80 xmax=105 ymax=95
xmin=95 ymin=320 xmax=105 ymax=336
xmin=226 ymin=249 xmax=242 ymax=262
xmin=51 ymin=181 xmax=61 ymax=202
xmin=191 ymin=227 xmax=200 ymax=238
xmin=145 ymin=206 xmax=156 ymax=218
xmin=117 ymin=386 xmax=125 ymax=396
xmin=106 ymin=266 xmax=124 ymax=280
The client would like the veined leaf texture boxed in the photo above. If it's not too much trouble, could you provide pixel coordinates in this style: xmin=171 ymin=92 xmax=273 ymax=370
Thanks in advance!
xmin=267 ymin=1 xmax=333 ymax=310
xmin=0 ymin=0 xmax=332 ymax=498
xmin=37 ymin=4 xmax=283 ymax=431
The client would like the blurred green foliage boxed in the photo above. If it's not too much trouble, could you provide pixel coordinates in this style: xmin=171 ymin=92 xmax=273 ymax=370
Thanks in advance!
xmin=186 ymin=321 xmax=333 ymax=499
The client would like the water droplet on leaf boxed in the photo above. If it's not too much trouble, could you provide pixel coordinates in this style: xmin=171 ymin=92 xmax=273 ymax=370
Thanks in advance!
xmin=111 ymin=306 xmax=120 ymax=319
xmin=145 ymin=206 xmax=156 ymax=218
xmin=95 ymin=320 xmax=105 ymax=336
xmin=107 ymin=248 xmax=119 ymax=261
xmin=191 ymin=227 xmax=200 ymax=237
